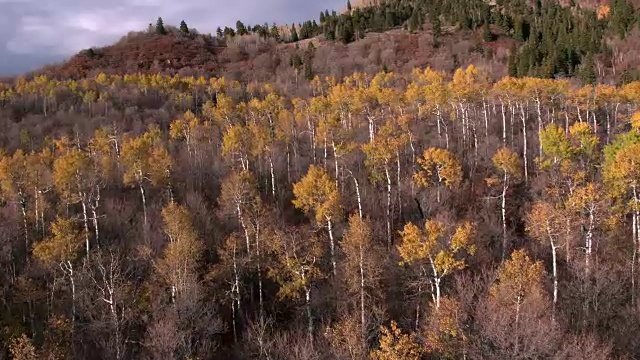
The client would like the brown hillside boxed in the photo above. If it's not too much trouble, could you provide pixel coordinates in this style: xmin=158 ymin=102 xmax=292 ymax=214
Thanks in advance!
xmin=33 ymin=24 xmax=518 ymax=90
xmin=37 ymin=31 xmax=221 ymax=79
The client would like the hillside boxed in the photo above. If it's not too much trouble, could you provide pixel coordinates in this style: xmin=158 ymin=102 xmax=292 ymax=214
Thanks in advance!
xmin=2 ymin=1 xmax=640 ymax=359
xmin=24 ymin=0 xmax=640 ymax=86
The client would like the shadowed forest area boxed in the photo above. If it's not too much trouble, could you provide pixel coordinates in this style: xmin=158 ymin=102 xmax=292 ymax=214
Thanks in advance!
xmin=1 ymin=0 xmax=640 ymax=359
xmin=2 ymin=67 xmax=640 ymax=359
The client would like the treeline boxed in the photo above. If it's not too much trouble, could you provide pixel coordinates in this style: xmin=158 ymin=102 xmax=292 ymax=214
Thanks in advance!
xmin=1 ymin=69 xmax=640 ymax=359
xmin=206 ymin=0 xmax=638 ymax=82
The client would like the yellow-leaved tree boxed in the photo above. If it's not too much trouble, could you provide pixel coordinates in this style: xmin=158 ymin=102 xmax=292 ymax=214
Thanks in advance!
xmin=158 ymin=203 xmax=203 ymax=304
xmin=267 ymin=226 xmax=324 ymax=343
xmin=362 ymin=120 xmax=408 ymax=247
xmin=414 ymin=147 xmax=462 ymax=204
xmin=121 ymin=126 xmax=173 ymax=226
xmin=488 ymin=249 xmax=546 ymax=356
xmin=33 ymin=217 xmax=83 ymax=326
xmin=488 ymin=147 xmax=522 ymax=261
xmin=0 ymin=150 xmax=31 ymax=256
xmin=341 ymin=213 xmax=381 ymax=347
xmin=293 ymin=165 xmax=341 ymax=276
xmin=398 ymin=217 xmax=476 ymax=309
xmin=603 ymin=135 xmax=640 ymax=304
xmin=369 ymin=321 xmax=422 ymax=360
xmin=526 ymin=201 xmax=566 ymax=318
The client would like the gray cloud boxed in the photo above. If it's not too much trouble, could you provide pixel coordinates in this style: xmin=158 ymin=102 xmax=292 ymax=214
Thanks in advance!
xmin=0 ymin=0 xmax=346 ymax=75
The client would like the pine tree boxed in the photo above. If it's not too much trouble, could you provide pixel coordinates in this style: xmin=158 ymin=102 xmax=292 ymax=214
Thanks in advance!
xmin=179 ymin=20 xmax=189 ymax=34
xmin=347 ymin=0 xmax=352 ymax=12
xmin=483 ymin=22 xmax=494 ymax=42
xmin=409 ymin=8 xmax=422 ymax=32
xmin=290 ymin=23 xmax=299 ymax=42
xmin=579 ymin=53 xmax=597 ymax=85
xmin=270 ymin=23 xmax=280 ymax=41
xmin=236 ymin=20 xmax=247 ymax=36
xmin=431 ymin=14 xmax=442 ymax=38
xmin=155 ymin=17 xmax=167 ymax=35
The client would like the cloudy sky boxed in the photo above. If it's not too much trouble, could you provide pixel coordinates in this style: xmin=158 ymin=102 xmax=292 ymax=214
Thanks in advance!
xmin=0 ymin=0 xmax=346 ymax=75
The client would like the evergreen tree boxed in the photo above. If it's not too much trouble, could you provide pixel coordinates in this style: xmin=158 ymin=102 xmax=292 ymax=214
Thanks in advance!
xmin=270 ymin=23 xmax=280 ymax=41
xmin=508 ymin=49 xmax=519 ymax=77
xmin=347 ymin=0 xmax=352 ymax=12
xmin=409 ymin=8 xmax=422 ymax=32
xmin=290 ymin=23 xmax=299 ymax=42
xmin=224 ymin=26 xmax=236 ymax=38
xmin=236 ymin=20 xmax=248 ymax=36
xmin=483 ymin=22 xmax=494 ymax=42
xmin=385 ymin=9 xmax=397 ymax=29
xmin=179 ymin=20 xmax=189 ymax=34
xmin=579 ymin=54 xmax=597 ymax=85
xmin=216 ymin=27 xmax=223 ymax=38
xmin=432 ymin=13 xmax=442 ymax=38
xmin=337 ymin=15 xmax=354 ymax=43
xmin=155 ymin=17 xmax=167 ymax=35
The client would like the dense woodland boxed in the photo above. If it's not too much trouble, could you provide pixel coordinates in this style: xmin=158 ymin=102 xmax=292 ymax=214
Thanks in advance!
xmin=1 ymin=66 xmax=640 ymax=359
xmin=2 ymin=0 xmax=640 ymax=359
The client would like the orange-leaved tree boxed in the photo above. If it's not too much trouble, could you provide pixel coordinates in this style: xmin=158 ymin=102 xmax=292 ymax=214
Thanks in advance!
xmin=414 ymin=148 xmax=462 ymax=205
xmin=293 ymin=165 xmax=341 ymax=276
xmin=398 ymin=217 xmax=476 ymax=309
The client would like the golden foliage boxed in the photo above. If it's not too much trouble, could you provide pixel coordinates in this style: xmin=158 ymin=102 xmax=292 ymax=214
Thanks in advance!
xmin=370 ymin=321 xmax=422 ymax=360
xmin=490 ymin=249 xmax=545 ymax=306
xmin=292 ymin=165 xmax=341 ymax=224
xmin=33 ymin=217 xmax=83 ymax=265
xmin=121 ymin=126 xmax=172 ymax=187
xmin=424 ymin=297 xmax=467 ymax=359
xmin=398 ymin=218 xmax=476 ymax=275
xmin=492 ymin=147 xmax=522 ymax=180
xmin=267 ymin=227 xmax=324 ymax=300
xmin=414 ymin=148 xmax=462 ymax=189
xmin=9 ymin=334 xmax=38 ymax=360
xmin=525 ymin=201 xmax=566 ymax=244
xmin=158 ymin=203 xmax=203 ymax=299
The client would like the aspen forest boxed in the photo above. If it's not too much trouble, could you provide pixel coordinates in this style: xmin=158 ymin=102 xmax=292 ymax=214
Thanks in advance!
xmin=0 ymin=67 xmax=640 ymax=359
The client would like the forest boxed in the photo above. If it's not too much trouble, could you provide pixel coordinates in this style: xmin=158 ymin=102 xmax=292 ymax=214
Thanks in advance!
xmin=0 ymin=65 xmax=640 ymax=359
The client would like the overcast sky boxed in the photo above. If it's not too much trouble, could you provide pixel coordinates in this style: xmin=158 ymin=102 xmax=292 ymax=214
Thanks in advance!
xmin=0 ymin=0 xmax=346 ymax=75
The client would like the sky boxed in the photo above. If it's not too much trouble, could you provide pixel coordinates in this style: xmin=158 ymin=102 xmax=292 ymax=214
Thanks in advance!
xmin=0 ymin=0 xmax=347 ymax=75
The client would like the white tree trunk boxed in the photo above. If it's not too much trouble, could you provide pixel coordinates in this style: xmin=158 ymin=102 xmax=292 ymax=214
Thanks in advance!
xmin=327 ymin=218 xmax=337 ymax=276
xmin=501 ymin=172 xmax=508 ymax=262
xmin=385 ymin=163 xmax=392 ymax=249
xmin=551 ymin=243 xmax=558 ymax=321
xmin=139 ymin=183 xmax=148 ymax=227
xmin=520 ymin=104 xmax=528 ymax=184
xmin=81 ymin=198 xmax=90 ymax=257
xmin=269 ymin=156 xmax=276 ymax=198
xmin=359 ymin=243 xmax=366 ymax=345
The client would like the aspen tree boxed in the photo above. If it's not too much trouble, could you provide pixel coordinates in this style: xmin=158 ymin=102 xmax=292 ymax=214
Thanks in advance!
xmin=488 ymin=147 xmax=522 ymax=261
xmin=293 ymin=165 xmax=342 ymax=276
xmin=0 ymin=150 xmax=32 ymax=256
xmin=341 ymin=214 xmax=380 ymax=346
xmin=362 ymin=121 xmax=408 ymax=248
xmin=219 ymin=170 xmax=259 ymax=255
xmin=158 ymin=203 xmax=203 ymax=304
xmin=414 ymin=147 xmax=462 ymax=205
xmin=526 ymin=201 xmax=565 ymax=319
xmin=267 ymin=226 xmax=324 ymax=343
xmin=33 ymin=217 xmax=83 ymax=327
xmin=121 ymin=126 xmax=173 ymax=226
xmin=489 ymin=249 xmax=546 ymax=356
xmin=604 ymin=136 xmax=640 ymax=304
xmin=398 ymin=217 xmax=476 ymax=310
xmin=370 ymin=321 xmax=422 ymax=360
